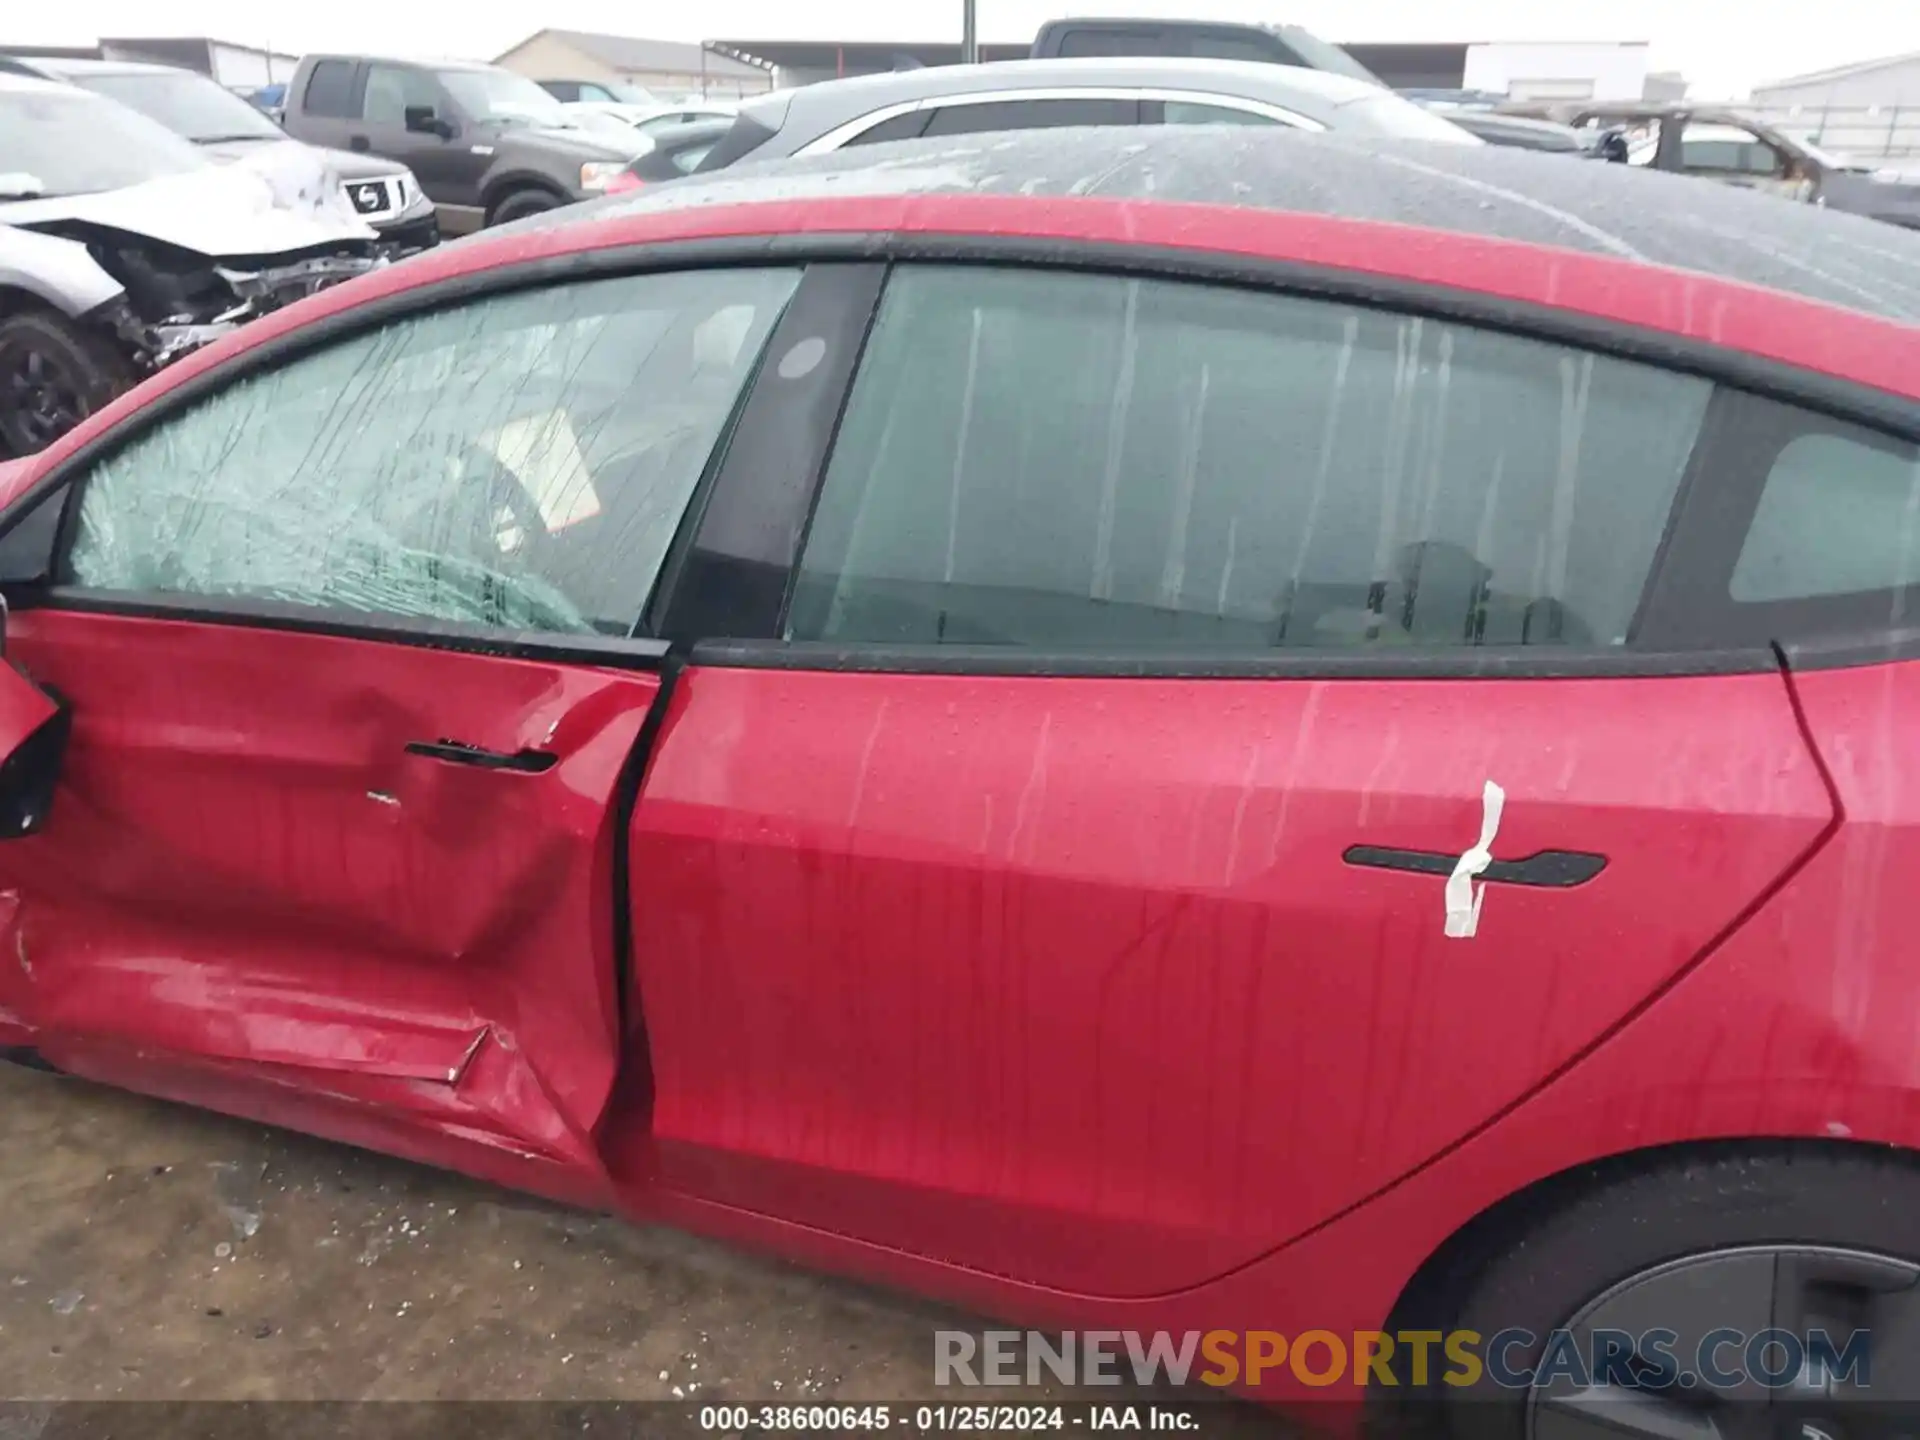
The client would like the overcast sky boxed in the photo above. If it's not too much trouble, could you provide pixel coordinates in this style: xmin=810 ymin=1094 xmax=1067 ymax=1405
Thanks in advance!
xmin=17 ymin=0 xmax=1920 ymax=99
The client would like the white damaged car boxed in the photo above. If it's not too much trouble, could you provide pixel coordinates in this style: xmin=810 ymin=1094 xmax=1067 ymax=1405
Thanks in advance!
xmin=0 ymin=73 xmax=382 ymax=455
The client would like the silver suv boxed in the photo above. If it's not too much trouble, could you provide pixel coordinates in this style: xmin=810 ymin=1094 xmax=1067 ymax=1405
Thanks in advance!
xmin=693 ymin=56 xmax=1477 ymax=172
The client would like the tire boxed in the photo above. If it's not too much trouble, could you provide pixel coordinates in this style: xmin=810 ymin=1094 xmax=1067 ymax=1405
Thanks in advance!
xmin=485 ymin=188 xmax=563 ymax=227
xmin=0 ymin=307 xmax=136 ymax=456
xmin=1414 ymin=1146 xmax=1920 ymax=1439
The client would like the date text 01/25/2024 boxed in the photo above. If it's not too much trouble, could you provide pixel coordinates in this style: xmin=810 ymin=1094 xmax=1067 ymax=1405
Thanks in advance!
xmin=698 ymin=1405 xmax=1202 ymax=1432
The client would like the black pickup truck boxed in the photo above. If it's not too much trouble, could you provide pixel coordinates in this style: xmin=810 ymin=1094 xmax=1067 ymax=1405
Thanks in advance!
xmin=1026 ymin=20 xmax=1614 ymax=156
xmin=1506 ymin=102 xmax=1920 ymax=229
xmin=280 ymin=55 xmax=641 ymax=235
xmin=1028 ymin=17 xmax=1384 ymax=84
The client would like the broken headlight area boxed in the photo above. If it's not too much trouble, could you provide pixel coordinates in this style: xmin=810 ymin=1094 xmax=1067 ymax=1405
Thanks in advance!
xmin=32 ymin=224 xmax=382 ymax=373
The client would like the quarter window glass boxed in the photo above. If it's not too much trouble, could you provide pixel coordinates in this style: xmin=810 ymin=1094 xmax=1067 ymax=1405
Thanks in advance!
xmin=791 ymin=266 xmax=1709 ymax=650
xmin=1056 ymin=30 xmax=1167 ymax=57
xmin=844 ymin=111 xmax=934 ymax=146
xmin=1621 ymin=119 xmax=1663 ymax=166
xmin=68 ymin=268 xmax=799 ymax=635
xmin=1188 ymin=37 xmax=1292 ymax=62
xmin=302 ymin=60 xmax=357 ymax=119
xmin=1162 ymin=101 xmax=1281 ymax=126
xmin=1732 ymin=429 xmax=1920 ymax=602
xmin=1681 ymin=122 xmax=1784 ymax=175
xmin=364 ymin=65 xmax=441 ymax=126
xmin=919 ymin=99 xmax=1138 ymax=137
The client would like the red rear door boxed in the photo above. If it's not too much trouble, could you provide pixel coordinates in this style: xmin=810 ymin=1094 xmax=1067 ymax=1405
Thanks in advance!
xmin=622 ymin=260 xmax=1836 ymax=1295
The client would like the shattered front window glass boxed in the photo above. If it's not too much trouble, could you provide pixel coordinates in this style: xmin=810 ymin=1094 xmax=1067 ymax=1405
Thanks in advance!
xmin=67 ymin=267 xmax=801 ymax=635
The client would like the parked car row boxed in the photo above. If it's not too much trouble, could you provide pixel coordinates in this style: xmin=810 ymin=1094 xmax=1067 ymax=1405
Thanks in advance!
xmin=6 ymin=14 xmax=1914 ymax=459
xmin=0 ymin=73 xmax=384 ymax=456
xmin=1503 ymin=99 xmax=1920 ymax=229
xmin=0 ymin=55 xmax=439 ymax=255
xmin=275 ymin=55 xmax=647 ymax=233
xmin=533 ymin=78 xmax=736 ymax=137
xmin=0 ymin=22 xmax=1498 ymax=458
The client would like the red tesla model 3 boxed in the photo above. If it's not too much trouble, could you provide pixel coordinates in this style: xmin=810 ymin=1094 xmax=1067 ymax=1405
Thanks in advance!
xmin=0 ymin=128 xmax=1915 ymax=1436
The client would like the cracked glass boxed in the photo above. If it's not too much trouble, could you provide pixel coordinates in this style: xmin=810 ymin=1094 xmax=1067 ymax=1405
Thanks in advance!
xmin=68 ymin=266 xmax=801 ymax=636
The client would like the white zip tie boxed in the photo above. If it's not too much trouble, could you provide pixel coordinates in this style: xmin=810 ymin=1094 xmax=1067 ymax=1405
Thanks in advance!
xmin=1444 ymin=780 xmax=1506 ymax=939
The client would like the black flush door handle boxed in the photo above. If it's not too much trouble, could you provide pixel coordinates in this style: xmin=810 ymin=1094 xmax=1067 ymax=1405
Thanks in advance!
xmin=405 ymin=739 xmax=558 ymax=773
xmin=1343 ymin=845 xmax=1607 ymax=887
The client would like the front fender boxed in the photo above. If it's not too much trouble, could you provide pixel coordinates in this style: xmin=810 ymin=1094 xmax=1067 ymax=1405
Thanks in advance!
xmin=0 ymin=226 xmax=124 ymax=316
xmin=479 ymin=165 xmax=577 ymax=212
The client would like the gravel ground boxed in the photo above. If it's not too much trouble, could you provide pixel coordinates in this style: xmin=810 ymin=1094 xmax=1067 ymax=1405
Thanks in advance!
xmin=0 ymin=1063 xmax=1295 ymax=1435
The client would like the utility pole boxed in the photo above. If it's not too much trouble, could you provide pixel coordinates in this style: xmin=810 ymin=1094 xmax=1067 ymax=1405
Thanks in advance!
xmin=961 ymin=0 xmax=978 ymax=64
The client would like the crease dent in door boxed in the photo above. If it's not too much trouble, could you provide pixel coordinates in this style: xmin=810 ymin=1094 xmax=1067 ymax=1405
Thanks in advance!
xmin=625 ymin=664 xmax=1832 ymax=1299
xmin=0 ymin=611 xmax=661 ymax=1167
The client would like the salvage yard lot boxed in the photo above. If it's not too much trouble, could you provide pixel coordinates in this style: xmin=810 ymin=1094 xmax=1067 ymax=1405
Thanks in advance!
xmin=0 ymin=1062 xmax=969 ymax=1402
xmin=0 ymin=1064 xmax=1284 ymax=1429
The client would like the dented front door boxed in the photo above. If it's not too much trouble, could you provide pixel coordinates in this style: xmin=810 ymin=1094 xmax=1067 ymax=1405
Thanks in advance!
xmin=0 ymin=606 xmax=69 ymax=846
xmin=0 ymin=609 xmax=663 ymax=1181
xmin=0 ymin=260 xmax=810 ymax=1193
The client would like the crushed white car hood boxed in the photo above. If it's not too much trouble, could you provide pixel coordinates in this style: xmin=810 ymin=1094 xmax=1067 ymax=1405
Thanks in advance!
xmin=0 ymin=153 xmax=376 ymax=259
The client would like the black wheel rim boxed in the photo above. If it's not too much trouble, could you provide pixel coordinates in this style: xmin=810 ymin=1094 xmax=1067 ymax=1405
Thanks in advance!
xmin=0 ymin=339 xmax=89 ymax=452
xmin=1527 ymin=1245 xmax=1920 ymax=1439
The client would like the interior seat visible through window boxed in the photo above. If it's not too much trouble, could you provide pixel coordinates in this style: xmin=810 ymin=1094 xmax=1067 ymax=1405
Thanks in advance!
xmin=65 ymin=268 xmax=802 ymax=636
xmin=789 ymin=265 xmax=1711 ymax=652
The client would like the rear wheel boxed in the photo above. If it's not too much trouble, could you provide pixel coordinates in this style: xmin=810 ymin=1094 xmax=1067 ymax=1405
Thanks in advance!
xmin=0 ymin=308 xmax=134 ymax=456
xmin=486 ymin=188 xmax=563 ymax=226
xmin=1420 ymin=1148 xmax=1920 ymax=1439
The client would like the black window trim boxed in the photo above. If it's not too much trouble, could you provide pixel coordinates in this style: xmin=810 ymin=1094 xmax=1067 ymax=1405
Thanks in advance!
xmin=301 ymin=58 xmax=364 ymax=120
xmin=712 ymin=242 xmax=1917 ymax=680
xmin=1636 ymin=387 xmax=1920 ymax=667
xmin=686 ymin=637 xmax=1779 ymax=680
xmin=1 ymin=229 xmax=1913 ymax=680
xmin=1 ymin=236 xmax=858 ymax=673
xmin=652 ymin=262 xmax=886 ymax=644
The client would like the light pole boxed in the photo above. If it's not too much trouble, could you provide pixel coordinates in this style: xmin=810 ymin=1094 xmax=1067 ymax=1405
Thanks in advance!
xmin=961 ymin=0 xmax=978 ymax=64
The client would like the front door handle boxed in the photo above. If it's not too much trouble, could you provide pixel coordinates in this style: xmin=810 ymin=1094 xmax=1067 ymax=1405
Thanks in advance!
xmin=405 ymin=738 xmax=557 ymax=773
xmin=349 ymin=134 xmax=371 ymax=151
xmin=1343 ymin=845 xmax=1606 ymax=887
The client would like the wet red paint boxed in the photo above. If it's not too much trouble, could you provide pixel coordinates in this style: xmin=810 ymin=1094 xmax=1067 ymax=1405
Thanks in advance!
xmin=0 ymin=193 xmax=1915 ymax=1425
xmin=619 ymin=665 xmax=1830 ymax=1301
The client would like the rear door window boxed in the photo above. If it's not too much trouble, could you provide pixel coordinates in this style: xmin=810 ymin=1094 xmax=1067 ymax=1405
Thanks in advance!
xmin=1157 ymin=100 xmax=1285 ymax=126
xmin=1054 ymin=27 xmax=1172 ymax=57
xmin=693 ymin=111 xmax=778 ymax=171
xmin=843 ymin=110 xmax=934 ymax=146
xmin=362 ymin=64 xmax=443 ymax=128
xmin=1054 ymin=27 xmax=1291 ymax=64
xmin=1680 ymin=120 xmax=1789 ymax=176
xmin=670 ymin=142 xmax=718 ymax=173
xmin=918 ymin=98 xmax=1140 ymax=137
xmin=790 ymin=265 xmax=1711 ymax=651
xmin=302 ymin=60 xmax=358 ymax=119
